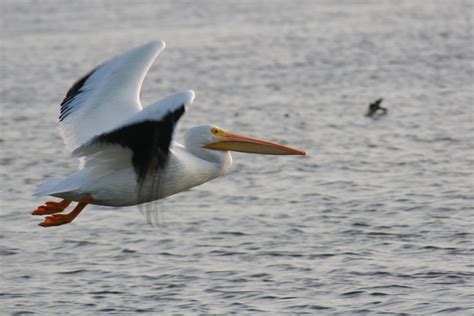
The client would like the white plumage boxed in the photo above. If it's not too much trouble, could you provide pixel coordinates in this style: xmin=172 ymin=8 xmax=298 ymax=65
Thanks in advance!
xmin=33 ymin=40 xmax=306 ymax=227
xmin=59 ymin=40 xmax=166 ymax=151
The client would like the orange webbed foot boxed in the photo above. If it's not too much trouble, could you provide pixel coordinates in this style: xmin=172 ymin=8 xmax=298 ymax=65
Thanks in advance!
xmin=39 ymin=214 xmax=73 ymax=227
xmin=32 ymin=200 xmax=71 ymax=215
xmin=36 ymin=196 xmax=91 ymax=228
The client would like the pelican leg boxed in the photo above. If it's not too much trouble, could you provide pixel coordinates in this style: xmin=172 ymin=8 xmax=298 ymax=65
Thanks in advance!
xmin=39 ymin=196 xmax=92 ymax=227
xmin=32 ymin=199 xmax=72 ymax=215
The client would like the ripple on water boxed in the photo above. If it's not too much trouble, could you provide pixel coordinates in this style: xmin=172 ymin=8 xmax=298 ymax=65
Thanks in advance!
xmin=2 ymin=0 xmax=473 ymax=314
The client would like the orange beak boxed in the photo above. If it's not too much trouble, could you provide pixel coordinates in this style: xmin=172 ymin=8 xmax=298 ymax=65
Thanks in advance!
xmin=203 ymin=131 xmax=306 ymax=155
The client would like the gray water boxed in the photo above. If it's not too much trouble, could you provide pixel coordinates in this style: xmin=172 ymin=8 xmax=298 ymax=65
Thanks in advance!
xmin=1 ymin=0 xmax=473 ymax=314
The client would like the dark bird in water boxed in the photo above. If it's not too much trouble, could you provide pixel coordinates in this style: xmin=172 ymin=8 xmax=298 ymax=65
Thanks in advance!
xmin=365 ymin=98 xmax=387 ymax=117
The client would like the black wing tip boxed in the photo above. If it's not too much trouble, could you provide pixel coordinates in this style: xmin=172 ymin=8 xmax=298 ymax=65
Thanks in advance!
xmin=135 ymin=104 xmax=186 ymax=183
xmin=59 ymin=66 xmax=99 ymax=122
xmin=84 ymin=103 xmax=187 ymax=184
xmin=165 ymin=103 xmax=186 ymax=122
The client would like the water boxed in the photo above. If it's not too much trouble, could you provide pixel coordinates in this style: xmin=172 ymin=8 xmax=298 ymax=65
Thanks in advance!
xmin=1 ymin=0 xmax=473 ymax=314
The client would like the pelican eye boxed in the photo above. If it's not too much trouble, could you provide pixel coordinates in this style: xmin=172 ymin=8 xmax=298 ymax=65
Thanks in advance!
xmin=211 ymin=127 xmax=227 ymax=137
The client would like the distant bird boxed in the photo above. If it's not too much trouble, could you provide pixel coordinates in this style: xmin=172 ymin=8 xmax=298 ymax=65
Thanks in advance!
xmin=365 ymin=98 xmax=387 ymax=117
xmin=32 ymin=40 xmax=306 ymax=227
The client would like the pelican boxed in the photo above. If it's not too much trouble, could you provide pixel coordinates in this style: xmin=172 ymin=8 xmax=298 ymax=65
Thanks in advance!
xmin=32 ymin=40 xmax=306 ymax=227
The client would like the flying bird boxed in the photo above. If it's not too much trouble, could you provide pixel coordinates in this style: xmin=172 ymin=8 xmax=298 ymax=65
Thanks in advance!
xmin=365 ymin=98 xmax=387 ymax=117
xmin=32 ymin=40 xmax=306 ymax=227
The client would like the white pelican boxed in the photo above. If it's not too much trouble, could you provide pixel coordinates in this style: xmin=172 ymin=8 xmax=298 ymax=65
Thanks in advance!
xmin=32 ymin=40 xmax=306 ymax=227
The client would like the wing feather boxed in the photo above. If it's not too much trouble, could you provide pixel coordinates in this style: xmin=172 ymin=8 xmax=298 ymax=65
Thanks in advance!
xmin=73 ymin=91 xmax=195 ymax=184
xmin=59 ymin=40 xmax=166 ymax=151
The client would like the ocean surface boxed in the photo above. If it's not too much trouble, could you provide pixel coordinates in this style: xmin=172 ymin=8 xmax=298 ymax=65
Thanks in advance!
xmin=1 ymin=0 xmax=473 ymax=314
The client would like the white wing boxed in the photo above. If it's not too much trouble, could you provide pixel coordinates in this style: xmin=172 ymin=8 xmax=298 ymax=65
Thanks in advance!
xmin=59 ymin=40 xmax=166 ymax=151
xmin=72 ymin=91 xmax=195 ymax=184
xmin=72 ymin=91 xmax=195 ymax=158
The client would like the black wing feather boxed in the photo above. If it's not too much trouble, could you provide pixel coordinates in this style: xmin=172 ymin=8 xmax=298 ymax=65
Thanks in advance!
xmin=89 ymin=105 xmax=185 ymax=183
xmin=59 ymin=66 xmax=99 ymax=122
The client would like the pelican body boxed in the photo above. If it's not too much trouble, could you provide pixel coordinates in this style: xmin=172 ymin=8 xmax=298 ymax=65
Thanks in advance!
xmin=32 ymin=41 xmax=306 ymax=227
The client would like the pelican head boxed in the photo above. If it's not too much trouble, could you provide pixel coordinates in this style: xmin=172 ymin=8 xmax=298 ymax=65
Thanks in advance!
xmin=185 ymin=124 xmax=306 ymax=160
